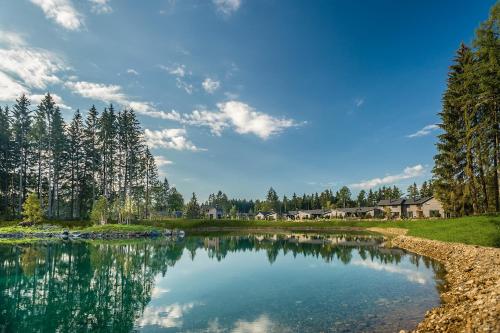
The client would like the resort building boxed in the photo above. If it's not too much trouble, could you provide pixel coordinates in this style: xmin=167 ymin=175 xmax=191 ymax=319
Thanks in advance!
xmin=286 ymin=209 xmax=325 ymax=220
xmin=206 ymin=207 xmax=223 ymax=219
xmin=377 ymin=196 xmax=444 ymax=218
xmin=324 ymin=207 xmax=383 ymax=219
xmin=255 ymin=212 xmax=278 ymax=220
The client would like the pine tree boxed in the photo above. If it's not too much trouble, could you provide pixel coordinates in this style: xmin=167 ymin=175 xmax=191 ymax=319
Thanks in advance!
xmin=11 ymin=94 xmax=31 ymax=214
xmin=68 ymin=109 xmax=85 ymax=218
xmin=185 ymin=192 xmax=201 ymax=218
xmin=0 ymin=106 xmax=12 ymax=214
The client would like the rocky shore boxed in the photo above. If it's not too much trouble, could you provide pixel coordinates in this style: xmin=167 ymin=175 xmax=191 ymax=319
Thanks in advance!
xmin=370 ymin=228 xmax=500 ymax=333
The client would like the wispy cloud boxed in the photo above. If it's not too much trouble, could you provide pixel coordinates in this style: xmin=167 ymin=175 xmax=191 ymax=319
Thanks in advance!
xmin=89 ymin=0 xmax=112 ymax=14
xmin=0 ymin=30 xmax=26 ymax=46
xmin=354 ymin=98 xmax=364 ymax=107
xmin=154 ymin=155 xmax=173 ymax=167
xmin=352 ymin=259 xmax=428 ymax=284
xmin=407 ymin=124 xmax=440 ymax=138
xmin=350 ymin=164 xmax=425 ymax=189
xmin=126 ymin=68 xmax=139 ymax=75
xmin=0 ymin=29 xmax=67 ymax=101
xmin=202 ymin=78 xmax=220 ymax=94
xmin=213 ymin=0 xmax=242 ymax=16
xmin=0 ymin=71 xmax=27 ymax=102
xmin=30 ymin=0 xmax=84 ymax=30
xmin=176 ymin=78 xmax=194 ymax=94
xmin=144 ymin=128 xmax=205 ymax=152
xmin=65 ymin=81 xmax=127 ymax=103
xmin=160 ymin=64 xmax=187 ymax=77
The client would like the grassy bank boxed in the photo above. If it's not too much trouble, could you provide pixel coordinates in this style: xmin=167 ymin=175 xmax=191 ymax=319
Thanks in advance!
xmin=1 ymin=215 xmax=498 ymax=247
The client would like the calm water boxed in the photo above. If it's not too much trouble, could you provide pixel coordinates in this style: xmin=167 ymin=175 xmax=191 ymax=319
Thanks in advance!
xmin=0 ymin=233 xmax=445 ymax=333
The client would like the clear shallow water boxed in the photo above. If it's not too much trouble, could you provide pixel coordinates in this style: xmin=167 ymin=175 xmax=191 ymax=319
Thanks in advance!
xmin=0 ymin=233 xmax=445 ymax=333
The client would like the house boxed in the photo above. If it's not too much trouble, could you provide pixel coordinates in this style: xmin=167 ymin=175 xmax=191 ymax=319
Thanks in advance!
xmin=324 ymin=207 xmax=383 ymax=219
xmin=324 ymin=208 xmax=346 ymax=219
xmin=255 ymin=212 xmax=272 ymax=220
xmin=294 ymin=209 xmax=325 ymax=220
xmin=285 ymin=211 xmax=299 ymax=220
xmin=404 ymin=197 xmax=444 ymax=218
xmin=206 ymin=207 xmax=223 ymax=219
xmin=377 ymin=196 xmax=444 ymax=219
xmin=377 ymin=198 xmax=406 ymax=219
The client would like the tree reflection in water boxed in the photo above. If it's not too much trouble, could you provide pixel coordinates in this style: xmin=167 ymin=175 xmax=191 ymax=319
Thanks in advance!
xmin=0 ymin=233 xmax=446 ymax=332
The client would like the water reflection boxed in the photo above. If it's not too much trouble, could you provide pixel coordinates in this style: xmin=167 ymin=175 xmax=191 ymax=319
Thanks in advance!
xmin=0 ymin=233 xmax=446 ymax=332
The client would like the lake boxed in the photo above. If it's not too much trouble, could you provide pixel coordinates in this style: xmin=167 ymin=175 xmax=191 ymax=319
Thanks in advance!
xmin=0 ymin=232 xmax=445 ymax=332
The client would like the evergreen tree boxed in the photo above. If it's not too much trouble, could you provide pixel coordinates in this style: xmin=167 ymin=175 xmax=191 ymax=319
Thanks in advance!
xmin=11 ymin=94 xmax=31 ymax=214
xmin=185 ymin=192 xmax=201 ymax=218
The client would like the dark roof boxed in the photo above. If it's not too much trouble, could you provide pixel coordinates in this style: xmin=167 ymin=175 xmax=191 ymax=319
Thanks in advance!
xmin=377 ymin=198 xmax=405 ymax=206
xmin=301 ymin=209 xmax=325 ymax=214
xmin=336 ymin=207 xmax=380 ymax=213
xmin=257 ymin=211 xmax=272 ymax=216
xmin=404 ymin=196 xmax=433 ymax=205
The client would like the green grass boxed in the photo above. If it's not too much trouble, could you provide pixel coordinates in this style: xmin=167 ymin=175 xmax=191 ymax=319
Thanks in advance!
xmin=1 ymin=215 xmax=499 ymax=247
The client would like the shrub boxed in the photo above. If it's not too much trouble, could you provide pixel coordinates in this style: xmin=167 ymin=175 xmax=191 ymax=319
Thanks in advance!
xmin=22 ymin=193 xmax=44 ymax=224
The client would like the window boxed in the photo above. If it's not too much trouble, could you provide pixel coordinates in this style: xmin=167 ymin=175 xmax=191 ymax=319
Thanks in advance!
xmin=429 ymin=210 xmax=441 ymax=217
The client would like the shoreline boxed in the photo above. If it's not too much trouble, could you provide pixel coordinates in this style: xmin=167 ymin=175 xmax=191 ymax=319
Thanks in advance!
xmin=370 ymin=228 xmax=500 ymax=332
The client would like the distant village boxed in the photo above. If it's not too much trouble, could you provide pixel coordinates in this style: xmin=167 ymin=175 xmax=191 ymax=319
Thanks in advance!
xmin=205 ymin=196 xmax=445 ymax=221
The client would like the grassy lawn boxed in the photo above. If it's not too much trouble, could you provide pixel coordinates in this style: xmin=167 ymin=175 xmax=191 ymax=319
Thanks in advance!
xmin=1 ymin=215 xmax=498 ymax=247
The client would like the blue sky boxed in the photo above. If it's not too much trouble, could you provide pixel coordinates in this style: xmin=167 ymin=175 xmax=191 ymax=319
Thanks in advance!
xmin=0 ymin=0 xmax=496 ymax=200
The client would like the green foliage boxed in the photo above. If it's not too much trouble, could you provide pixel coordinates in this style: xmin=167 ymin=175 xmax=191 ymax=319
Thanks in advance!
xmin=22 ymin=193 xmax=43 ymax=224
xmin=185 ymin=193 xmax=201 ymax=219
xmin=90 ymin=196 xmax=109 ymax=225
xmin=434 ymin=2 xmax=500 ymax=215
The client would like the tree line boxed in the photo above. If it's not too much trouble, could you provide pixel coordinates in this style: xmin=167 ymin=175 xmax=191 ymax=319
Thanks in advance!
xmin=433 ymin=3 xmax=500 ymax=216
xmin=0 ymin=93 xmax=183 ymax=221
xmin=195 ymin=182 xmax=434 ymax=218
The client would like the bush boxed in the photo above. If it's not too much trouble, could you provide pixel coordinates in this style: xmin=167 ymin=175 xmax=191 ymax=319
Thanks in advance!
xmin=22 ymin=193 xmax=44 ymax=224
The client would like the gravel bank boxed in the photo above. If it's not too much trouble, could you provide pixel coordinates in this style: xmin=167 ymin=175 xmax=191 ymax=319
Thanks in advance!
xmin=370 ymin=228 xmax=500 ymax=332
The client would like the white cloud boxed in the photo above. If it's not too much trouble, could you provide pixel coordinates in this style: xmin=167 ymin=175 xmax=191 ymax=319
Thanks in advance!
xmin=144 ymin=128 xmax=205 ymax=152
xmin=202 ymin=78 xmax=220 ymax=94
xmin=407 ymin=124 xmax=439 ymax=138
xmin=217 ymin=101 xmax=298 ymax=139
xmin=89 ymin=0 xmax=112 ymax=14
xmin=350 ymin=164 xmax=425 ymax=189
xmin=30 ymin=93 xmax=72 ymax=110
xmin=232 ymin=315 xmax=278 ymax=333
xmin=0 ymin=47 xmax=66 ymax=89
xmin=65 ymin=79 xmax=300 ymax=140
xmin=30 ymin=0 xmax=84 ymax=30
xmin=352 ymin=259 xmax=428 ymax=284
xmin=176 ymin=78 xmax=194 ymax=94
xmin=154 ymin=155 xmax=173 ymax=167
xmin=0 ymin=31 xmax=26 ymax=46
xmin=354 ymin=98 xmax=364 ymax=107
xmin=136 ymin=303 xmax=197 ymax=328
xmin=126 ymin=68 xmax=139 ymax=75
xmin=160 ymin=64 xmax=187 ymax=77
xmin=213 ymin=0 xmax=242 ymax=15
xmin=65 ymin=81 xmax=127 ymax=103
xmin=0 ymin=71 xmax=27 ymax=102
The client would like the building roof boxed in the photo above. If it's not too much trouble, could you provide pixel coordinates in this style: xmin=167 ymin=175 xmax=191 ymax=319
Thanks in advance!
xmin=299 ymin=209 xmax=325 ymax=214
xmin=404 ymin=196 xmax=433 ymax=205
xmin=377 ymin=198 xmax=405 ymax=206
